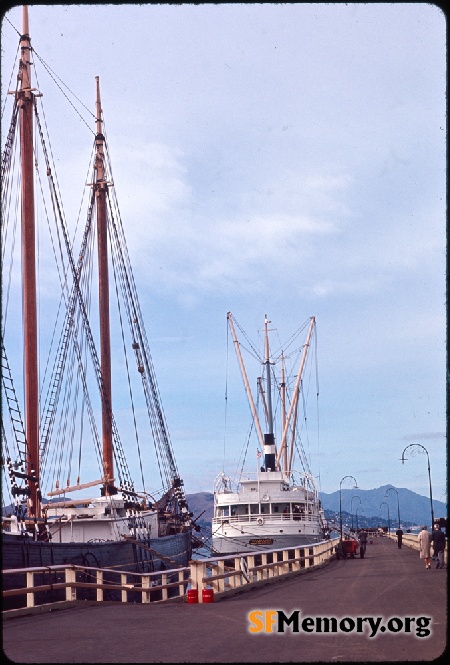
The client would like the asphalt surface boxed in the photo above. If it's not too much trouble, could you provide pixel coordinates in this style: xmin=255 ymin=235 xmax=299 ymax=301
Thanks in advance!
xmin=2 ymin=536 xmax=447 ymax=663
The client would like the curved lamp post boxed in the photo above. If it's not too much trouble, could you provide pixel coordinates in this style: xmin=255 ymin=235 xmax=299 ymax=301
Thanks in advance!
xmin=351 ymin=495 xmax=361 ymax=531
xmin=380 ymin=501 xmax=390 ymax=534
xmin=385 ymin=487 xmax=401 ymax=529
xmin=401 ymin=443 xmax=434 ymax=529
xmin=339 ymin=475 xmax=358 ymax=540
xmin=356 ymin=506 xmax=364 ymax=531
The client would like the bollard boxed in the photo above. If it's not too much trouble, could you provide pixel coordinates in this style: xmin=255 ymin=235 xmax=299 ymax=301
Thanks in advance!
xmin=187 ymin=589 xmax=198 ymax=604
xmin=202 ymin=589 xmax=214 ymax=603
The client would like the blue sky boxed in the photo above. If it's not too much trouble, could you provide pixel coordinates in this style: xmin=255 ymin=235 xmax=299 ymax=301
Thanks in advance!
xmin=1 ymin=4 xmax=446 ymax=507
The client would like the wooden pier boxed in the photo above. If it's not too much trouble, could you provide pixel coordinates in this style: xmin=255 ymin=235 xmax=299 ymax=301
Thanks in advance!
xmin=2 ymin=535 xmax=447 ymax=663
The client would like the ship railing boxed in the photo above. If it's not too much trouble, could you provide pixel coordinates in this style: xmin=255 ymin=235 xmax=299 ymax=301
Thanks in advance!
xmin=212 ymin=513 xmax=319 ymax=525
xmin=2 ymin=562 xmax=190 ymax=613
xmin=189 ymin=536 xmax=339 ymax=602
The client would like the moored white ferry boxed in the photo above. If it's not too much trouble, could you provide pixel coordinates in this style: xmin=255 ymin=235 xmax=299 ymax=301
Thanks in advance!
xmin=213 ymin=469 xmax=324 ymax=554
xmin=212 ymin=313 xmax=326 ymax=555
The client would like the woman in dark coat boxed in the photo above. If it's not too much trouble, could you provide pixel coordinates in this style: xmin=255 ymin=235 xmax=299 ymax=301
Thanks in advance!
xmin=430 ymin=525 xmax=446 ymax=569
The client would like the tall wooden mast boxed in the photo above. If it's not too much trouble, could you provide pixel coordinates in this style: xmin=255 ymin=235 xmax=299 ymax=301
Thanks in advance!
xmin=94 ymin=77 xmax=115 ymax=494
xmin=19 ymin=6 xmax=40 ymax=518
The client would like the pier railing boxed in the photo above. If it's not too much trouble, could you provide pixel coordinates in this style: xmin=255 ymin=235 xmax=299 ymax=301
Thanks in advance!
xmin=189 ymin=537 xmax=338 ymax=602
xmin=387 ymin=532 xmax=448 ymax=562
xmin=2 ymin=563 xmax=190 ymax=613
xmin=3 ymin=537 xmax=339 ymax=614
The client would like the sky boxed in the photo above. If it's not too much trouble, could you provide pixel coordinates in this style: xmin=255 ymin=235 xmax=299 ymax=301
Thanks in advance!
xmin=1 ymin=3 xmax=446 ymax=509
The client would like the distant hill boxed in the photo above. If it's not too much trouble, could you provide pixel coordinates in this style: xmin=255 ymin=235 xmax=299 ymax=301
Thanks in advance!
xmin=320 ymin=485 xmax=447 ymax=528
xmin=186 ymin=492 xmax=214 ymax=533
xmin=4 ymin=486 xmax=445 ymax=533
xmin=187 ymin=485 xmax=447 ymax=531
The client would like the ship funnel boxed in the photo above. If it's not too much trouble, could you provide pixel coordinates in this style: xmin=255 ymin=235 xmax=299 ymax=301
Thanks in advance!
xmin=264 ymin=433 xmax=276 ymax=472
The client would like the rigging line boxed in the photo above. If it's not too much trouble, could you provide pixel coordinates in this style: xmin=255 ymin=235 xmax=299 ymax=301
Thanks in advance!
xmin=32 ymin=46 xmax=96 ymax=137
xmin=1 ymin=174 xmax=20 ymax=336
xmin=238 ymin=419 xmax=255 ymax=479
xmin=1 ymin=339 xmax=27 ymax=463
xmin=313 ymin=325 xmax=321 ymax=492
xmin=1 ymin=12 xmax=21 ymax=38
xmin=2 ymin=425 xmax=15 ymax=507
xmin=1 ymin=99 xmax=19 ymax=245
xmin=38 ymin=184 xmax=95 ymax=453
xmin=223 ymin=315 xmax=229 ymax=472
xmin=300 ymin=371 xmax=313 ymax=472
xmin=106 ymin=194 xmax=175 ymax=487
xmin=107 ymin=207 xmax=168 ymax=490
xmin=270 ymin=320 xmax=310 ymax=361
xmin=50 ymin=279 xmax=90 ymax=486
xmin=1 ymin=104 xmax=20 ymax=330
xmin=231 ymin=314 xmax=263 ymax=362
xmin=33 ymin=78 xmax=85 ymax=275
xmin=47 ymin=158 xmax=134 ymax=492
xmin=110 ymin=231 xmax=145 ymax=491
xmin=1 ymin=40 xmax=19 ymax=121
xmin=40 ymin=207 xmax=104 ymax=488
xmin=1 ymin=99 xmax=19 ymax=189
xmin=33 ymin=136 xmax=69 ymax=368
xmin=34 ymin=106 xmax=91 ymax=415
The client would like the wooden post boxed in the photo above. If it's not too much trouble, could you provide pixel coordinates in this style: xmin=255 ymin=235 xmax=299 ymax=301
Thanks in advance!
xmin=96 ymin=570 xmax=104 ymax=602
xmin=142 ymin=575 xmax=150 ymax=603
xmin=161 ymin=573 xmax=168 ymax=601
xmin=121 ymin=573 xmax=127 ymax=603
xmin=65 ymin=567 xmax=76 ymax=601
xmin=189 ymin=559 xmax=204 ymax=602
xmin=26 ymin=571 xmax=34 ymax=608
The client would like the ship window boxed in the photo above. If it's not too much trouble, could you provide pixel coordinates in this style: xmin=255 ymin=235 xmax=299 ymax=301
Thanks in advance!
xmin=218 ymin=506 xmax=230 ymax=517
xmin=231 ymin=504 xmax=248 ymax=515
xmin=272 ymin=503 xmax=290 ymax=514
xmin=249 ymin=504 xmax=259 ymax=514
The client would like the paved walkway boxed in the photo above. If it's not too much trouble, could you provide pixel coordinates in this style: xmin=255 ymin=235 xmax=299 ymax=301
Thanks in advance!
xmin=2 ymin=536 xmax=447 ymax=663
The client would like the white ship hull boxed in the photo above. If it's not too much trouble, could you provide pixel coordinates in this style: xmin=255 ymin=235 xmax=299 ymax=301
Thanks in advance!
xmin=212 ymin=470 xmax=325 ymax=555
xmin=212 ymin=521 xmax=322 ymax=554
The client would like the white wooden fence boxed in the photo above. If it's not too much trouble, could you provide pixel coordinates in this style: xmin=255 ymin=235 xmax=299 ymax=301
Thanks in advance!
xmin=3 ymin=537 xmax=339 ymax=614
xmin=189 ymin=537 xmax=338 ymax=602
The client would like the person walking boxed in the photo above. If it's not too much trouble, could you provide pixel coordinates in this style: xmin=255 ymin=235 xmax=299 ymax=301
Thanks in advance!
xmin=418 ymin=525 xmax=432 ymax=569
xmin=358 ymin=529 xmax=367 ymax=558
xmin=430 ymin=524 xmax=446 ymax=569
xmin=396 ymin=527 xmax=403 ymax=549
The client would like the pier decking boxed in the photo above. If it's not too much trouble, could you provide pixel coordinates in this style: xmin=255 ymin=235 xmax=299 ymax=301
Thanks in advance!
xmin=2 ymin=535 xmax=447 ymax=663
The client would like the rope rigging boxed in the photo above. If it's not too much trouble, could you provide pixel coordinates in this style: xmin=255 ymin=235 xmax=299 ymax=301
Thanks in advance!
xmin=225 ymin=313 xmax=320 ymax=479
xmin=1 ymin=22 xmax=193 ymax=538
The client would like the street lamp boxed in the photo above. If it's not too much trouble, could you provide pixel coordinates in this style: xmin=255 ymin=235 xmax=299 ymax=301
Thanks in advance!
xmin=339 ymin=475 xmax=358 ymax=541
xmin=380 ymin=501 xmax=390 ymax=535
xmin=401 ymin=444 xmax=434 ymax=529
xmin=356 ymin=506 xmax=364 ymax=531
xmin=385 ymin=487 xmax=401 ymax=530
xmin=351 ymin=495 xmax=361 ymax=531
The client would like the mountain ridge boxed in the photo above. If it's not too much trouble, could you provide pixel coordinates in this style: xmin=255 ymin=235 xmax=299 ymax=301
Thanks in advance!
xmin=187 ymin=485 xmax=447 ymax=529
